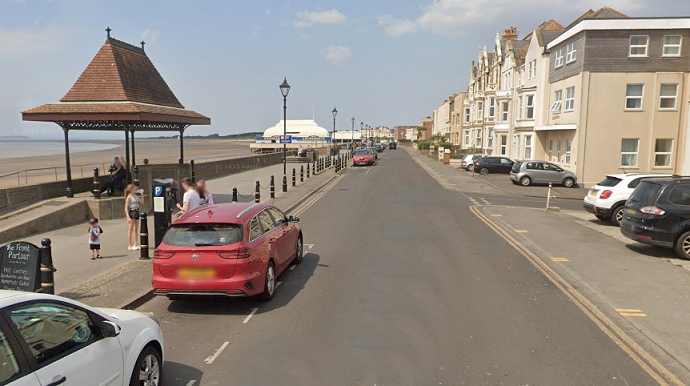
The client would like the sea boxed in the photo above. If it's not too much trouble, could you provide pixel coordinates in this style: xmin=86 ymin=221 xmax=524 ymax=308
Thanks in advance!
xmin=0 ymin=140 xmax=120 ymax=160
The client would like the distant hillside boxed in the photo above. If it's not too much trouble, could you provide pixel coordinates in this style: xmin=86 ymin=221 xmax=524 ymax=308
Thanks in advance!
xmin=155 ymin=132 xmax=262 ymax=140
xmin=0 ymin=136 xmax=30 ymax=141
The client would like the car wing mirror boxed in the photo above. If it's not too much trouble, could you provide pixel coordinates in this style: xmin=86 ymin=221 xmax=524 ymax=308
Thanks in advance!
xmin=288 ymin=216 xmax=300 ymax=223
xmin=101 ymin=321 xmax=121 ymax=338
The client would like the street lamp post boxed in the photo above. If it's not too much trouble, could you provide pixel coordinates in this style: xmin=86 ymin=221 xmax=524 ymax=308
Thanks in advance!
xmin=351 ymin=117 xmax=355 ymax=147
xmin=279 ymin=78 xmax=291 ymax=192
xmin=332 ymin=107 xmax=338 ymax=154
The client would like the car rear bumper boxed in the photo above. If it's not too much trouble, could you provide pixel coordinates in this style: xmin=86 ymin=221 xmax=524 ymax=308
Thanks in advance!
xmin=583 ymin=203 xmax=612 ymax=217
xmin=620 ymin=220 xmax=674 ymax=248
xmin=152 ymin=273 xmax=262 ymax=297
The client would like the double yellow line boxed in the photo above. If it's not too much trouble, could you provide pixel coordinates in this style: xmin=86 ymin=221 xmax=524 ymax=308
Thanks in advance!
xmin=470 ymin=205 xmax=683 ymax=386
xmin=292 ymin=174 xmax=346 ymax=217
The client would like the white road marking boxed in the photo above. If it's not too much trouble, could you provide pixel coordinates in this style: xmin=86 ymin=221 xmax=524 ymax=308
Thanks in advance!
xmin=480 ymin=198 xmax=491 ymax=205
xmin=288 ymin=265 xmax=296 ymax=271
xmin=243 ymin=308 xmax=259 ymax=324
xmin=204 ymin=342 xmax=229 ymax=364
xmin=366 ymin=167 xmax=371 ymax=174
xmin=275 ymin=281 xmax=282 ymax=289
xmin=305 ymin=243 xmax=314 ymax=249
xmin=186 ymin=381 xmax=197 ymax=386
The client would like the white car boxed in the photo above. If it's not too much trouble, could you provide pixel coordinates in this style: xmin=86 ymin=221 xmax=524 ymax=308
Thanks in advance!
xmin=0 ymin=290 xmax=163 ymax=386
xmin=583 ymin=173 xmax=672 ymax=226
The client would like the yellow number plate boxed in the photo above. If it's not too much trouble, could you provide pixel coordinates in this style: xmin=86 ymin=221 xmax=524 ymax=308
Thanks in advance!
xmin=177 ymin=268 xmax=216 ymax=279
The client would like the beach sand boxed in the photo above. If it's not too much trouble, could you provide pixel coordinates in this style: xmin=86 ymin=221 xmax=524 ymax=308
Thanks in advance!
xmin=0 ymin=139 xmax=252 ymax=188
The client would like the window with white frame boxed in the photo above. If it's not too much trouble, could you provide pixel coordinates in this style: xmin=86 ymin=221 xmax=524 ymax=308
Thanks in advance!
xmin=565 ymin=139 xmax=572 ymax=165
xmin=524 ymin=135 xmax=532 ymax=159
xmin=518 ymin=96 xmax=523 ymax=119
xmin=488 ymin=97 xmax=495 ymax=117
xmin=533 ymin=60 xmax=537 ymax=77
xmin=502 ymin=102 xmax=509 ymax=122
xmin=477 ymin=102 xmax=483 ymax=120
xmin=465 ymin=108 xmax=470 ymax=123
xmin=659 ymin=84 xmax=678 ymax=109
xmin=455 ymin=134 xmax=460 ymax=145
xmin=464 ymin=130 xmax=470 ymax=146
xmin=662 ymin=35 xmax=682 ymax=57
xmin=527 ymin=61 xmax=533 ymax=79
xmin=557 ymin=139 xmax=562 ymax=161
xmin=487 ymin=128 xmax=494 ymax=149
xmin=620 ymin=138 xmax=639 ymax=167
xmin=565 ymin=87 xmax=575 ymax=111
xmin=476 ymin=129 xmax=483 ymax=148
xmin=566 ymin=42 xmax=577 ymax=63
xmin=654 ymin=139 xmax=673 ymax=167
xmin=625 ymin=84 xmax=644 ymax=110
xmin=500 ymin=135 xmax=507 ymax=155
xmin=525 ymin=95 xmax=534 ymax=119
xmin=548 ymin=139 xmax=553 ymax=158
xmin=629 ymin=35 xmax=649 ymax=57
xmin=550 ymin=90 xmax=562 ymax=112
xmin=555 ymin=48 xmax=564 ymax=68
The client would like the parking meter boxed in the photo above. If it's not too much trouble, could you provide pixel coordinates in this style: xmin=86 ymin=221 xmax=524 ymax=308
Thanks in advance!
xmin=152 ymin=178 xmax=174 ymax=248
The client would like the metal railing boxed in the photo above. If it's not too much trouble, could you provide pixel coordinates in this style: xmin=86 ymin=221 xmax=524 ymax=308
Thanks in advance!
xmin=0 ymin=162 xmax=109 ymax=187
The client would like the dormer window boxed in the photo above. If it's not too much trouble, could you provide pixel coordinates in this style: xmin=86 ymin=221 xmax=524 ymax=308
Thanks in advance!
xmin=566 ymin=42 xmax=577 ymax=63
xmin=555 ymin=48 xmax=564 ymax=68
xmin=629 ymin=35 xmax=649 ymax=57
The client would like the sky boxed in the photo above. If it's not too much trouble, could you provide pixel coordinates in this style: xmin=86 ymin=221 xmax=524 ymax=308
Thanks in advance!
xmin=1 ymin=0 xmax=689 ymax=139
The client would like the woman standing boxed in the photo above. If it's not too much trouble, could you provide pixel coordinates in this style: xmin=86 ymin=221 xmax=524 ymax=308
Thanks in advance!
xmin=124 ymin=184 xmax=142 ymax=250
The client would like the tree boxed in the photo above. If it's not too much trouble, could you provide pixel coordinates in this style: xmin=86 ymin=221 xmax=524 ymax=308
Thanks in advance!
xmin=416 ymin=126 xmax=426 ymax=140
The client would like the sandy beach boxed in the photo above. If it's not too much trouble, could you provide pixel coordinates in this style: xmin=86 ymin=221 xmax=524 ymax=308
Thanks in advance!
xmin=0 ymin=139 xmax=252 ymax=188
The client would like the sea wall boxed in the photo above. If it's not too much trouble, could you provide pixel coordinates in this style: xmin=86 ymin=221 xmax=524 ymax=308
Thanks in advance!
xmin=0 ymin=175 xmax=109 ymax=215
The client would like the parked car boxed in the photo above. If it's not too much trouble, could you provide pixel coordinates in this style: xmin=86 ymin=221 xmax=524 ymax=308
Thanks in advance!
xmin=0 ymin=290 xmax=164 ymax=386
xmin=473 ymin=156 xmax=514 ymax=175
xmin=153 ymin=202 xmax=303 ymax=301
xmin=509 ymin=161 xmax=577 ymax=188
xmin=365 ymin=147 xmax=378 ymax=159
xmin=583 ymin=173 xmax=673 ymax=225
xmin=461 ymin=154 xmax=485 ymax=171
xmin=353 ymin=149 xmax=375 ymax=166
xmin=621 ymin=176 xmax=690 ymax=259
xmin=374 ymin=144 xmax=384 ymax=153
xmin=389 ymin=142 xmax=397 ymax=150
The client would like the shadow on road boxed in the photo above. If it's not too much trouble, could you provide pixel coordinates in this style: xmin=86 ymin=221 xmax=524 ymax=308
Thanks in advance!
xmin=164 ymin=252 xmax=319 ymax=315
xmin=163 ymin=361 xmax=204 ymax=386
xmin=624 ymin=243 xmax=678 ymax=259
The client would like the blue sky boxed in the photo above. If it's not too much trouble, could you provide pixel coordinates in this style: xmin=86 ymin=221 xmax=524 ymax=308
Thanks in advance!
xmin=1 ymin=0 xmax=688 ymax=139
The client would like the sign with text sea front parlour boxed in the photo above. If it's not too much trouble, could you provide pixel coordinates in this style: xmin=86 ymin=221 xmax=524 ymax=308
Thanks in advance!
xmin=0 ymin=242 xmax=41 ymax=292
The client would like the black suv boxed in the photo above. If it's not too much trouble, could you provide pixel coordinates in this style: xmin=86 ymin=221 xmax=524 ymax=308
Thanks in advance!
xmin=389 ymin=142 xmax=397 ymax=150
xmin=473 ymin=157 xmax=514 ymax=175
xmin=621 ymin=177 xmax=690 ymax=259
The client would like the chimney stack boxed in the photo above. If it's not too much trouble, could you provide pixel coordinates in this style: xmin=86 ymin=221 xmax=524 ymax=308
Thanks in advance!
xmin=503 ymin=27 xmax=518 ymax=41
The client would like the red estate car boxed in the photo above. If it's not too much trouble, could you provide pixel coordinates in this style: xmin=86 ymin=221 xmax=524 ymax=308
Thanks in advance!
xmin=152 ymin=202 xmax=303 ymax=301
xmin=353 ymin=149 xmax=375 ymax=166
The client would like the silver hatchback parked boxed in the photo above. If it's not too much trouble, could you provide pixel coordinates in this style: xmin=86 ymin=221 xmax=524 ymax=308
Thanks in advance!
xmin=509 ymin=160 xmax=577 ymax=187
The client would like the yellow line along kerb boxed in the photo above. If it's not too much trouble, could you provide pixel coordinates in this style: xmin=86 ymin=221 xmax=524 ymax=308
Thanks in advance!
xmin=470 ymin=205 xmax=683 ymax=386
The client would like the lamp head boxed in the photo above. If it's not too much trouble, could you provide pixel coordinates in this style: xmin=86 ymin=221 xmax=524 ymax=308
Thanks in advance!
xmin=279 ymin=78 xmax=291 ymax=98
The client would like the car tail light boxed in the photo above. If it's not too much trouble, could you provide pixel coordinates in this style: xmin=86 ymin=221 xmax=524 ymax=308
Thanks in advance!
xmin=475 ymin=162 xmax=480 ymax=166
xmin=599 ymin=190 xmax=613 ymax=199
xmin=153 ymin=250 xmax=175 ymax=259
xmin=218 ymin=247 xmax=251 ymax=259
xmin=639 ymin=206 xmax=665 ymax=216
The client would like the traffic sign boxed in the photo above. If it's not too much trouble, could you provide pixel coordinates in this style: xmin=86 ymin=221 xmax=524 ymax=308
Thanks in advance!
xmin=279 ymin=135 xmax=292 ymax=144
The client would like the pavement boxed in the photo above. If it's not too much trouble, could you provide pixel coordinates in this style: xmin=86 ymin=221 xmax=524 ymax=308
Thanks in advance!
xmin=133 ymin=146 xmax=690 ymax=385
xmin=8 ymin=156 xmax=340 ymax=309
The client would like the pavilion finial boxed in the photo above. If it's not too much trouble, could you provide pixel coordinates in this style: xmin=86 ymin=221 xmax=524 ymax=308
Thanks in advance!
xmin=106 ymin=27 xmax=112 ymax=40
xmin=141 ymin=40 xmax=145 ymax=51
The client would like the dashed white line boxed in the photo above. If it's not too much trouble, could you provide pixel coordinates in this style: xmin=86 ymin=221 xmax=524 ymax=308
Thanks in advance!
xmin=480 ymin=198 xmax=491 ymax=205
xmin=204 ymin=342 xmax=229 ymax=364
xmin=275 ymin=281 xmax=282 ymax=289
xmin=243 ymin=308 xmax=258 ymax=324
xmin=288 ymin=265 xmax=297 ymax=271
xmin=186 ymin=381 xmax=197 ymax=386
xmin=305 ymin=244 xmax=314 ymax=249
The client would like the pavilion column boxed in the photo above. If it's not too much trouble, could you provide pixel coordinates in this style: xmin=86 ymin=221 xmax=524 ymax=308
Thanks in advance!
xmin=62 ymin=125 xmax=74 ymax=198
xmin=124 ymin=128 xmax=131 ymax=184
xmin=131 ymin=130 xmax=136 ymax=168
xmin=179 ymin=128 xmax=185 ymax=163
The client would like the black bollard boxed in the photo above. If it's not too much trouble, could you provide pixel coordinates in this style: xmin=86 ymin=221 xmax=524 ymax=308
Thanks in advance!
xmin=292 ymin=168 xmax=296 ymax=187
xmin=300 ymin=165 xmax=304 ymax=182
xmin=312 ymin=161 xmax=315 ymax=176
xmin=307 ymin=163 xmax=310 ymax=178
xmin=92 ymin=168 xmax=101 ymax=199
xmin=190 ymin=160 xmax=196 ymax=183
xmin=40 ymin=238 xmax=56 ymax=295
xmin=270 ymin=175 xmax=275 ymax=199
xmin=232 ymin=187 xmax=238 ymax=203
xmin=133 ymin=165 xmax=140 ymax=187
xmin=139 ymin=213 xmax=150 ymax=260
xmin=255 ymin=180 xmax=260 ymax=203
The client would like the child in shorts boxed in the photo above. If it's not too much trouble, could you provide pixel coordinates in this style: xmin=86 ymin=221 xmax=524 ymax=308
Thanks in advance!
xmin=88 ymin=217 xmax=104 ymax=260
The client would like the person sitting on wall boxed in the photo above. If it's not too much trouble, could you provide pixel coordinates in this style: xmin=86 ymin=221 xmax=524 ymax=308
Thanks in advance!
xmin=98 ymin=156 xmax=127 ymax=195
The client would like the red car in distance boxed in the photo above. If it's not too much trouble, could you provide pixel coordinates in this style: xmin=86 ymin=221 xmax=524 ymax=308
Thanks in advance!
xmin=152 ymin=202 xmax=303 ymax=301
xmin=353 ymin=149 xmax=375 ymax=166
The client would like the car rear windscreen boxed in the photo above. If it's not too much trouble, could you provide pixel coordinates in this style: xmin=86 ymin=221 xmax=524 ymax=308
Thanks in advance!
xmin=354 ymin=150 xmax=370 ymax=155
xmin=628 ymin=182 xmax=663 ymax=207
xmin=162 ymin=224 xmax=243 ymax=247
xmin=598 ymin=176 xmax=623 ymax=187
xmin=511 ymin=162 xmax=522 ymax=173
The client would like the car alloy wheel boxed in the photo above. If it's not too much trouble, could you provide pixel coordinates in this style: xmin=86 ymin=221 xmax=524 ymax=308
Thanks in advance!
xmin=132 ymin=347 xmax=161 ymax=386
xmin=563 ymin=177 xmax=575 ymax=188
xmin=479 ymin=168 xmax=489 ymax=175
xmin=520 ymin=176 xmax=531 ymax=186
xmin=293 ymin=237 xmax=303 ymax=265
xmin=674 ymin=230 xmax=690 ymax=260
xmin=467 ymin=165 xmax=474 ymax=172
xmin=612 ymin=206 xmax=625 ymax=226
xmin=260 ymin=262 xmax=276 ymax=301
